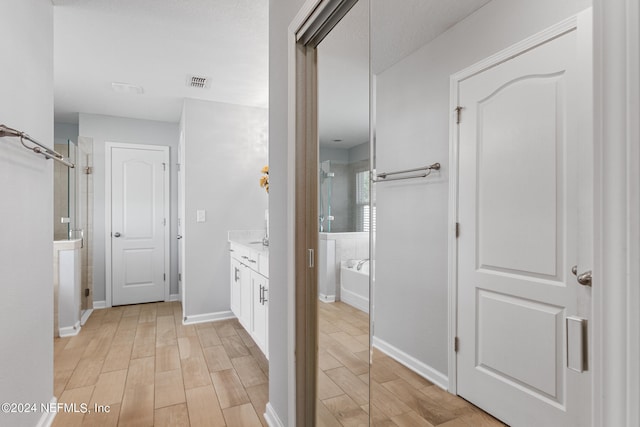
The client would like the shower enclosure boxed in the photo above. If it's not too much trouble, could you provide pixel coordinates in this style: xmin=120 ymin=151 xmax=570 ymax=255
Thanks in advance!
xmin=53 ymin=137 xmax=94 ymax=336
xmin=319 ymin=160 xmax=335 ymax=232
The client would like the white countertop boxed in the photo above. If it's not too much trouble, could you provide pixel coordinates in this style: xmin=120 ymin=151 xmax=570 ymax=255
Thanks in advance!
xmin=228 ymin=230 xmax=269 ymax=257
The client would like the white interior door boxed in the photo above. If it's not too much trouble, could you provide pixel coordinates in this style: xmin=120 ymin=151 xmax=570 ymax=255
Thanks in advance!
xmin=110 ymin=144 xmax=169 ymax=306
xmin=456 ymin=13 xmax=592 ymax=427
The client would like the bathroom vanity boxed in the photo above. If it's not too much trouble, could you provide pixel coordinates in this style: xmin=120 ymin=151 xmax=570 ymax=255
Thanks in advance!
xmin=228 ymin=235 xmax=269 ymax=358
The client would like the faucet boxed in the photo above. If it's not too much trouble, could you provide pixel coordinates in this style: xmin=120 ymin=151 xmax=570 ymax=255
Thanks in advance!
xmin=356 ymin=259 xmax=369 ymax=271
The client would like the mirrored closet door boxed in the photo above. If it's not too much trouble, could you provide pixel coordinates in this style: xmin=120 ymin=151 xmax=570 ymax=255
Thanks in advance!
xmin=315 ymin=0 xmax=371 ymax=425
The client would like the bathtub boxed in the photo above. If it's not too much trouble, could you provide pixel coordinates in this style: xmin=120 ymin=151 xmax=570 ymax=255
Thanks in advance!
xmin=340 ymin=259 xmax=370 ymax=313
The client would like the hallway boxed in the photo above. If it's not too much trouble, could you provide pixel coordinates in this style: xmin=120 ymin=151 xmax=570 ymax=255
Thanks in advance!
xmin=53 ymin=302 xmax=268 ymax=426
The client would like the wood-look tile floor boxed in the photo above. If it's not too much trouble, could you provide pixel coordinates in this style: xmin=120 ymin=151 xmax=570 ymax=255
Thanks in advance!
xmin=53 ymin=302 xmax=269 ymax=427
xmin=317 ymin=301 xmax=507 ymax=427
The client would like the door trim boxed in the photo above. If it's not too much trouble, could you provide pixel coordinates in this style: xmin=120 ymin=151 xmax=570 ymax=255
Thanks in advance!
xmin=448 ymin=12 xmax=583 ymax=395
xmin=592 ymin=0 xmax=640 ymax=425
xmin=104 ymin=142 xmax=170 ymax=308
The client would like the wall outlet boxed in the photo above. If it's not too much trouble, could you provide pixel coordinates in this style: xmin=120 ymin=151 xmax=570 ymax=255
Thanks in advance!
xmin=196 ymin=210 xmax=206 ymax=223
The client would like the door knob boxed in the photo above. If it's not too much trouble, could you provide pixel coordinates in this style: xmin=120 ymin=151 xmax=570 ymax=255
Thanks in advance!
xmin=177 ymin=235 xmax=183 ymax=240
xmin=113 ymin=232 xmax=121 ymax=238
xmin=571 ymin=265 xmax=592 ymax=286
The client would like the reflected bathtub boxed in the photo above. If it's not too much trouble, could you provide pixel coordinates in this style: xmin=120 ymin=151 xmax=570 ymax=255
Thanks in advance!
xmin=340 ymin=259 xmax=369 ymax=313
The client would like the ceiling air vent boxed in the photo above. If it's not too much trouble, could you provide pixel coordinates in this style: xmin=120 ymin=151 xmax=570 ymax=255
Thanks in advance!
xmin=187 ymin=75 xmax=211 ymax=89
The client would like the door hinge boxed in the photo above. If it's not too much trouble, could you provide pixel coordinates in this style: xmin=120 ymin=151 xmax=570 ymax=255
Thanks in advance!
xmin=84 ymin=166 xmax=93 ymax=175
xmin=177 ymin=163 xmax=181 ymax=172
xmin=178 ymin=273 xmax=182 ymax=282
xmin=162 ymin=162 xmax=166 ymax=171
xmin=454 ymin=337 xmax=459 ymax=352
xmin=84 ymin=288 xmax=90 ymax=297
xmin=455 ymin=222 xmax=460 ymax=238
xmin=455 ymin=106 xmax=464 ymax=124
xmin=163 ymin=218 xmax=166 ymax=226
xmin=163 ymin=273 xmax=166 ymax=281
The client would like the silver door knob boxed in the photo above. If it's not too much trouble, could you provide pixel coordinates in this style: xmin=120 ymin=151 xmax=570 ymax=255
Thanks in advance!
xmin=113 ymin=232 xmax=121 ymax=238
xmin=177 ymin=235 xmax=183 ymax=240
xmin=571 ymin=265 xmax=592 ymax=286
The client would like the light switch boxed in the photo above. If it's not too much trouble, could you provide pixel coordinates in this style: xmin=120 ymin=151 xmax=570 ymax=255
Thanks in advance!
xmin=196 ymin=210 xmax=206 ymax=223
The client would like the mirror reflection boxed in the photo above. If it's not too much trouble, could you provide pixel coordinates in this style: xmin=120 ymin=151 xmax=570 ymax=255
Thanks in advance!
xmin=370 ymin=0 xmax=592 ymax=426
xmin=316 ymin=0 xmax=371 ymax=425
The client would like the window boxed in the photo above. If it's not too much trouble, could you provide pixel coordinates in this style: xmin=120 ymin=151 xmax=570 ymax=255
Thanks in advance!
xmin=355 ymin=170 xmax=374 ymax=232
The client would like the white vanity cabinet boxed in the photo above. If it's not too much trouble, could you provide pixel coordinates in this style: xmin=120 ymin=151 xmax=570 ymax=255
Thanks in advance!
xmin=229 ymin=240 xmax=269 ymax=358
xmin=230 ymin=258 xmax=242 ymax=319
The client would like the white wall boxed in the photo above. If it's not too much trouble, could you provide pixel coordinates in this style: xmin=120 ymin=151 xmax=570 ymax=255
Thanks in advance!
xmin=348 ymin=141 xmax=369 ymax=163
xmin=320 ymin=146 xmax=349 ymax=163
xmin=269 ymin=0 xmax=307 ymax=424
xmin=373 ymin=0 xmax=592 ymax=380
xmin=181 ymin=99 xmax=268 ymax=319
xmin=78 ymin=113 xmax=180 ymax=303
xmin=0 ymin=1 xmax=55 ymax=426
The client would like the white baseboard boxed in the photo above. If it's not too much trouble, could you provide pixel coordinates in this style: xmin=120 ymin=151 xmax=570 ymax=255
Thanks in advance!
xmin=318 ymin=293 xmax=336 ymax=303
xmin=340 ymin=287 xmax=369 ymax=314
xmin=372 ymin=336 xmax=449 ymax=390
xmin=169 ymin=293 xmax=181 ymax=302
xmin=264 ymin=402 xmax=285 ymax=427
xmin=183 ymin=310 xmax=234 ymax=325
xmin=93 ymin=300 xmax=107 ymax=309
xmin=80 ymin=309 xmax=93 ymax=326
xmin=59 ymin=321 xmax=81 ymax=338
xmin=36 ymin=397 xmax=57 ymax=427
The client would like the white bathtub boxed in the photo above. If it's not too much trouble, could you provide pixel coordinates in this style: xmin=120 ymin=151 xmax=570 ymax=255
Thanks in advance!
xmin=340 ymin=260 xmax=370 ymax=313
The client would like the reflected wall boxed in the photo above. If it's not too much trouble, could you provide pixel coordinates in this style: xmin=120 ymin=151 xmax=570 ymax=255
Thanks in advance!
xmin=369 ymin=0 xmax=591 ymax=425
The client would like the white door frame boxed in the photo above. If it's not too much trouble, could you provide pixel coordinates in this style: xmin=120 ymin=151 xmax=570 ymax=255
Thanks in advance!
xmin=592 ymin=0 xmax=640 ymax=425
xmin=178 ymin=128 xmax=186 ymax=315
xmin=104 ymin=142 xmax=171 ymax=308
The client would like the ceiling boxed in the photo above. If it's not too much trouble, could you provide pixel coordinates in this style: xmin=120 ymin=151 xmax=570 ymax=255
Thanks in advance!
xmin=317 ymin=0 xmax=491 ymax=151
xmin=317 ymin=0 xmax=370 ymax=150
xmin=53 ymin=0 xmax=491 ymax=135
xmin=53 ymin=0 xmax=268 ymax=124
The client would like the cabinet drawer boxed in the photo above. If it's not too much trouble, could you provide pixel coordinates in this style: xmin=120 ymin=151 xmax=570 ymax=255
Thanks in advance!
xmin=229 ymin=242 xmax=249 ymax=262
xmin=245 ymin=249 xmax=259 ymax=269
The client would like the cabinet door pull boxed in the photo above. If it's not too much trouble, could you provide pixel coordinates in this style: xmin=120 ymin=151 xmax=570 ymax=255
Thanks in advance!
xmin=262 ymin=287 xmax=268 ymax=304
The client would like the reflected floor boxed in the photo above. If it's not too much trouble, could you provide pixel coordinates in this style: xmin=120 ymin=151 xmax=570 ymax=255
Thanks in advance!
xmin=317 ymin=301 xmax=507 ymax=427
xmin=317 ymin=301 xmax=370 ymax=426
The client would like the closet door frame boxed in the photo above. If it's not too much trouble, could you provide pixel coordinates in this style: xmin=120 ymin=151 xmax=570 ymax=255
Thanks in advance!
xmin=288 ymin=0 xmax=359 ymax=424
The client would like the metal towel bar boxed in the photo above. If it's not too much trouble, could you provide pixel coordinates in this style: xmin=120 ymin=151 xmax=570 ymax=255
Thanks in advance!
xmin=372 ymin=162 xmax=440 ymax=182
xmin=0 ymin=124 xmax=75 ymax=168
